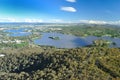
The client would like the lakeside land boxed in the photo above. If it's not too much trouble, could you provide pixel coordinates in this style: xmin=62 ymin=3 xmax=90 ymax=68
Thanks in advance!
xmin=0 ymin=23 xmax=120 ymax=48
xmin=0 ymin=23 xmax=120 ymax=80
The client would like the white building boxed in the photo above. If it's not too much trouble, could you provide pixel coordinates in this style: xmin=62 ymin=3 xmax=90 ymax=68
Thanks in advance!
xmin=0 ymin=54 xmax=5 ymax=57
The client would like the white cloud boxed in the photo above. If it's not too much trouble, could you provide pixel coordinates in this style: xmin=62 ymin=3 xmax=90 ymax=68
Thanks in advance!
xmin=109 ymin=20 xmax=120 ymax=25
xmin=50 ymin=19 xmax=63 ymax=23
xmin=0 ymin=18 xmax=43 ymax=23
xmin=79 ymin=20 xmax=107 ymax=24
xmin=61 ymin=6 xmax=77 ymax=12
xmin=66 ymin=0 xmax=76 ymax=3
xmin=79 ymin=20 xmax=120 ymax=25
xmin=0 ymin=18 xmax=16 ymax=22
xmin=1 ymin=18 xmax=120 ymax=25
xmin=24 ymin=19 xmax=43 ymax=23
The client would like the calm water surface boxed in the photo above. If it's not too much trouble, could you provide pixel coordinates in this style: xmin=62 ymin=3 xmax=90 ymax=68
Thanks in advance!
xmin=34 ymin=32 xmax=91 ymax=48
xmin=34 ymin=32 xmax=120 ymax=48
xmin=4 ymin=28 xmax=31 ymax=37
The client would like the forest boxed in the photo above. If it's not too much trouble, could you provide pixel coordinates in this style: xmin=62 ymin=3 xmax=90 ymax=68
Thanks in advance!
xmin=0 ymin=46 xmax=120 ymax=80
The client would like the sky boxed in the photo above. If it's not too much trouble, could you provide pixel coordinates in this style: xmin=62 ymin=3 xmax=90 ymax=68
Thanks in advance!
xmin=0 ymin=0 xmax=120 ymax=23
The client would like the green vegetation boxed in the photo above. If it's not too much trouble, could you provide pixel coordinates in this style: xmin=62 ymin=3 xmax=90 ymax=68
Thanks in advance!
xmin=0 ymin=47 xmax=120 ymax=80
xmin=92 ymin=39 xmax=112 ymax=47
xmin=0 ymin=42 xmax=29 ymax=49
xmin=57 ymin=24 xmax=120 ymax=38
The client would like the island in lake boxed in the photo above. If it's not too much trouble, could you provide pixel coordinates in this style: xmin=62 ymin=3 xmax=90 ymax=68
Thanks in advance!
xmin=48 ymin=36 xmax=60 ymax=40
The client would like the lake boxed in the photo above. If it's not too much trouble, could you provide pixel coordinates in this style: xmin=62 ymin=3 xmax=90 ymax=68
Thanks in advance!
xmin=34 ymin=32 xmax=120 ymax=48
xmin=4 ymin=28 xmax=31 ymax=37
xmin=34 ymin=32 xmax=91 ymax=48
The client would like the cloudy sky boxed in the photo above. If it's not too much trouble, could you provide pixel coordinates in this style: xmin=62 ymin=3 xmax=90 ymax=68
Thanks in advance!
xmin=0 ymin=0 xmax=120 ymax=23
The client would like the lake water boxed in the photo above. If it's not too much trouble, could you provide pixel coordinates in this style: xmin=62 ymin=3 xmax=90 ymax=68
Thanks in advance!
xmin=4 ymin=28 xmax=120 ymax=48
xmin=34 ymin=32 xmax=120 ymax=48
xmin=4 ymin=28 xmax=31 ymax=37
xmin=34 ymin=32 xmax=91 ymax=48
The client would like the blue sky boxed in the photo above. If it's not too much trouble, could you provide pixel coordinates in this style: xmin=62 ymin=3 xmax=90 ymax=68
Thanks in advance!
xmin=0 ymin=0 xmax=120 ymax=23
